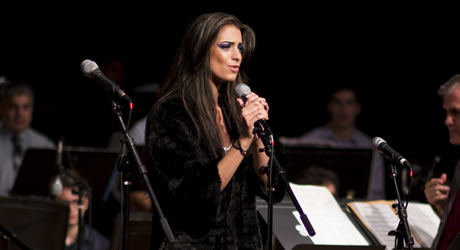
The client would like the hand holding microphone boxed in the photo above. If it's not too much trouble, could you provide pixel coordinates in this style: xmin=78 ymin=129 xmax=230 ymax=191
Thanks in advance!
xmin=235 ymin=83 xmax=274 ymax=153
xmin=235 ymin=83 xmax=272 ymax=137
xmin=238 ymin=92 xmax=269 ymax=137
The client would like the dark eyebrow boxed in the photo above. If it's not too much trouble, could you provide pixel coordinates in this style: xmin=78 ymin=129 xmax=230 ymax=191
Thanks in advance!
xmin=219 ymin=41 xmax=235 ymax=44
xmin=219 ymin=41 xmax=243 ymax=44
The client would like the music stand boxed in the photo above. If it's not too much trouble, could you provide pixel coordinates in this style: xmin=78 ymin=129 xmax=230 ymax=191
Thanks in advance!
xmin=11 ymin=147 xmax=120 ymax=200
xmin=283 ymin=145 xmax=373 ymax=199
xmin=256 ymin=197 xmax=385 ymax=250
xmin=0 ymin=196 xmax=69 ymax=250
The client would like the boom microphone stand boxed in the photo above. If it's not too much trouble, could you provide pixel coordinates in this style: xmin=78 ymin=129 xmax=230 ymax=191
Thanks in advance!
xmin=372 ymin=137 xmax=414 ymax=250
xmin=111 ymin=100 xmax=175 ymax=250
xmin=388 ymin=163 xmax=414 ymax=250
xmin=255 ymin=128 xmax=315 ymax=250
xmin=81 ymin=59 xmax=175 ymax=249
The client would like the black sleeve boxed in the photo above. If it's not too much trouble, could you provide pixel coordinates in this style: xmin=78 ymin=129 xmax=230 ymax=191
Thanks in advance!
xmin=250 ymin=154 xmax=286 ymax=204
xmin=146 ymin=106 xmax=222 ymax=216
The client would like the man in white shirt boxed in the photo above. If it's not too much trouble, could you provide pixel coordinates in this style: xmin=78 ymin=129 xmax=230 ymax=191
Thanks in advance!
xmin=0 ymin=82 xmax=55 ymax=196
xmin=299 ymin=87 xmax=386 ymax=200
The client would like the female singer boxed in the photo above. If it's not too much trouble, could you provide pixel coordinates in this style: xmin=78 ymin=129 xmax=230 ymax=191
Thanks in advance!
xmin=146 ymin=12 xmax=285 ymax=249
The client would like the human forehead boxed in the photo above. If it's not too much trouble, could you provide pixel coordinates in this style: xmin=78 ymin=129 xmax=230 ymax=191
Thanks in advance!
xmin=56 ymin=188 xmax=78 ymax=200
xmin=215 ymin=25 xmax=242 ymax=43
xmin=443 ymin=86 xmax=460 ymax=109
xmin=331 ymin=89 xmax=357 ymax=101
xmin=6 ymin=94 xmax=33 ymax=104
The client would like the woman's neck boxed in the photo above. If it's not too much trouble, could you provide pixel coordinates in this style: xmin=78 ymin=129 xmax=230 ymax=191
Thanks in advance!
xmin=211 ymin=81 xmax=220 ymax=103
xmin=211 ymin=80 xmax=232 ymax=147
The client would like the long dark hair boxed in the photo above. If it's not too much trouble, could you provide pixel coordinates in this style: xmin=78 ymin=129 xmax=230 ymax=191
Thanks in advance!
xmin=155 ymin=12 xmax=256 ymax=159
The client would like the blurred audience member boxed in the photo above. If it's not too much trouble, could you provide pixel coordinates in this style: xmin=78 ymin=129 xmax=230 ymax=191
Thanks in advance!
xmin=0 ymin=82 xmax=54 ymax=196
xmin=291 ymin=165 xmax=339 ymax=195
xmin=425 ymin=74 xmax=460 ymax=249
xmin=289 ymin=86 xmax=385 ymax=200
xmin=52 ymin=169 xmax=109 ymax=250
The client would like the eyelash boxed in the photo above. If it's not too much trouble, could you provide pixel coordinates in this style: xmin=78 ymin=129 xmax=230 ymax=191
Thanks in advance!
xmin=218 ymin=43 xmax=244 ymax=53
xmin=218 ymin=43 xmax=232 ymax=49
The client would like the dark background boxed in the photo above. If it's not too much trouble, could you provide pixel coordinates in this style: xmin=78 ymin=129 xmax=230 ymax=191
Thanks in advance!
xmin=2 ymin=5 xmax=460 ymax=177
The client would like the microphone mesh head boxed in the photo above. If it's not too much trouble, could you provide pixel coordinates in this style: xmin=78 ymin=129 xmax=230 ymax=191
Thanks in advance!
xmin=80 ymin=59 xmax=99 ymax=77
xmin=235 ymin=83 xmax=251 ymax=98
xmin=372 ymin=137 xmax=386 ymax=148
xmin=50 ymin=175 xmax=63 ymax=196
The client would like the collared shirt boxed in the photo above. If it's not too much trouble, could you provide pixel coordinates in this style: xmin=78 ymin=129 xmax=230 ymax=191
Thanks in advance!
xmin=0 ymin=124 xmax=55 ymax=196
xmin=299 ymin=125 xmax=386 ymax=200
xmin=64 ymin=225 xmax=110 ymax=250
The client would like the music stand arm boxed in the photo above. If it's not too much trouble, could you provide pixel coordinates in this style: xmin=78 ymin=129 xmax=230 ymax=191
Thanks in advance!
xmin=0 ymin=225 xmax=33 ymax=250
xmin=388 ymin=163 xmax=414 ymax=250
xmin=111 ymin=101 xmax=175 ymax=249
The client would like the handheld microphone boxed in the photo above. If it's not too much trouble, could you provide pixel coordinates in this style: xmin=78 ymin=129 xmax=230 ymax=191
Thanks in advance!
xmin=80 ymin=59 xmax=132 ymax=102
xmin=235 ymin=83 xmax=273 ymax=137
xmin=372 ymin=137 xmax=412 ymax=169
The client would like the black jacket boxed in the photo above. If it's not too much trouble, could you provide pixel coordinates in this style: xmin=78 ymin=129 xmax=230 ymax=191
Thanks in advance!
xmin=146 ymin=98 xmax=285 ymax=249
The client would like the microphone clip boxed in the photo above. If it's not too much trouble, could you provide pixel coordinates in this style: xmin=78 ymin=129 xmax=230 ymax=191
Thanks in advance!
xmin=253 ymin=125 xmax=274 ymax=156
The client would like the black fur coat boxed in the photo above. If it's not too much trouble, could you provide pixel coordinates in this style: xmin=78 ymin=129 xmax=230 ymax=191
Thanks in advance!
xmin=146 ymin=97 xmax=285 ymax=249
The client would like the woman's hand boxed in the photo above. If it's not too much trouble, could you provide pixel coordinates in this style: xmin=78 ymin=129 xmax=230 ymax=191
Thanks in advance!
xmin=237 ymin=92 xmax=269 ymax=148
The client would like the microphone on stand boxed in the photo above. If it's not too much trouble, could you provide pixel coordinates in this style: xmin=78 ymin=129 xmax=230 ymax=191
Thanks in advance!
xmin=372 ymin=137 xmax=412 ymax=169
xmin=80 ymin=59 xmax=132 ymax=103
xmin=50 ymin=137 xmax=65 ymax=196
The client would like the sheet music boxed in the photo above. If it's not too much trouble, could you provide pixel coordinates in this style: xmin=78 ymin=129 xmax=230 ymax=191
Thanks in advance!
xmin=289 ymin=183 xmax=369 ymax=246
xmin=349 ymin=201 xmax=422 ymax=249
xmin=407 ymin=202 xmax=440 ymax=248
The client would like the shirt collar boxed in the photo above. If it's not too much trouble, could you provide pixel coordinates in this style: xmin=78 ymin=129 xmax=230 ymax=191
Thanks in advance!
xmin=0 ymin=124 xmax=28 ymax=141
xmin=323 ymin=125 xmax=359 ymax=145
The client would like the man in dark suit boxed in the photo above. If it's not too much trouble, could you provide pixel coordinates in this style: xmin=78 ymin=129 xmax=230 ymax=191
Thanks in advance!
xmin=425 ymin=74 xmax=460 ymax=250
